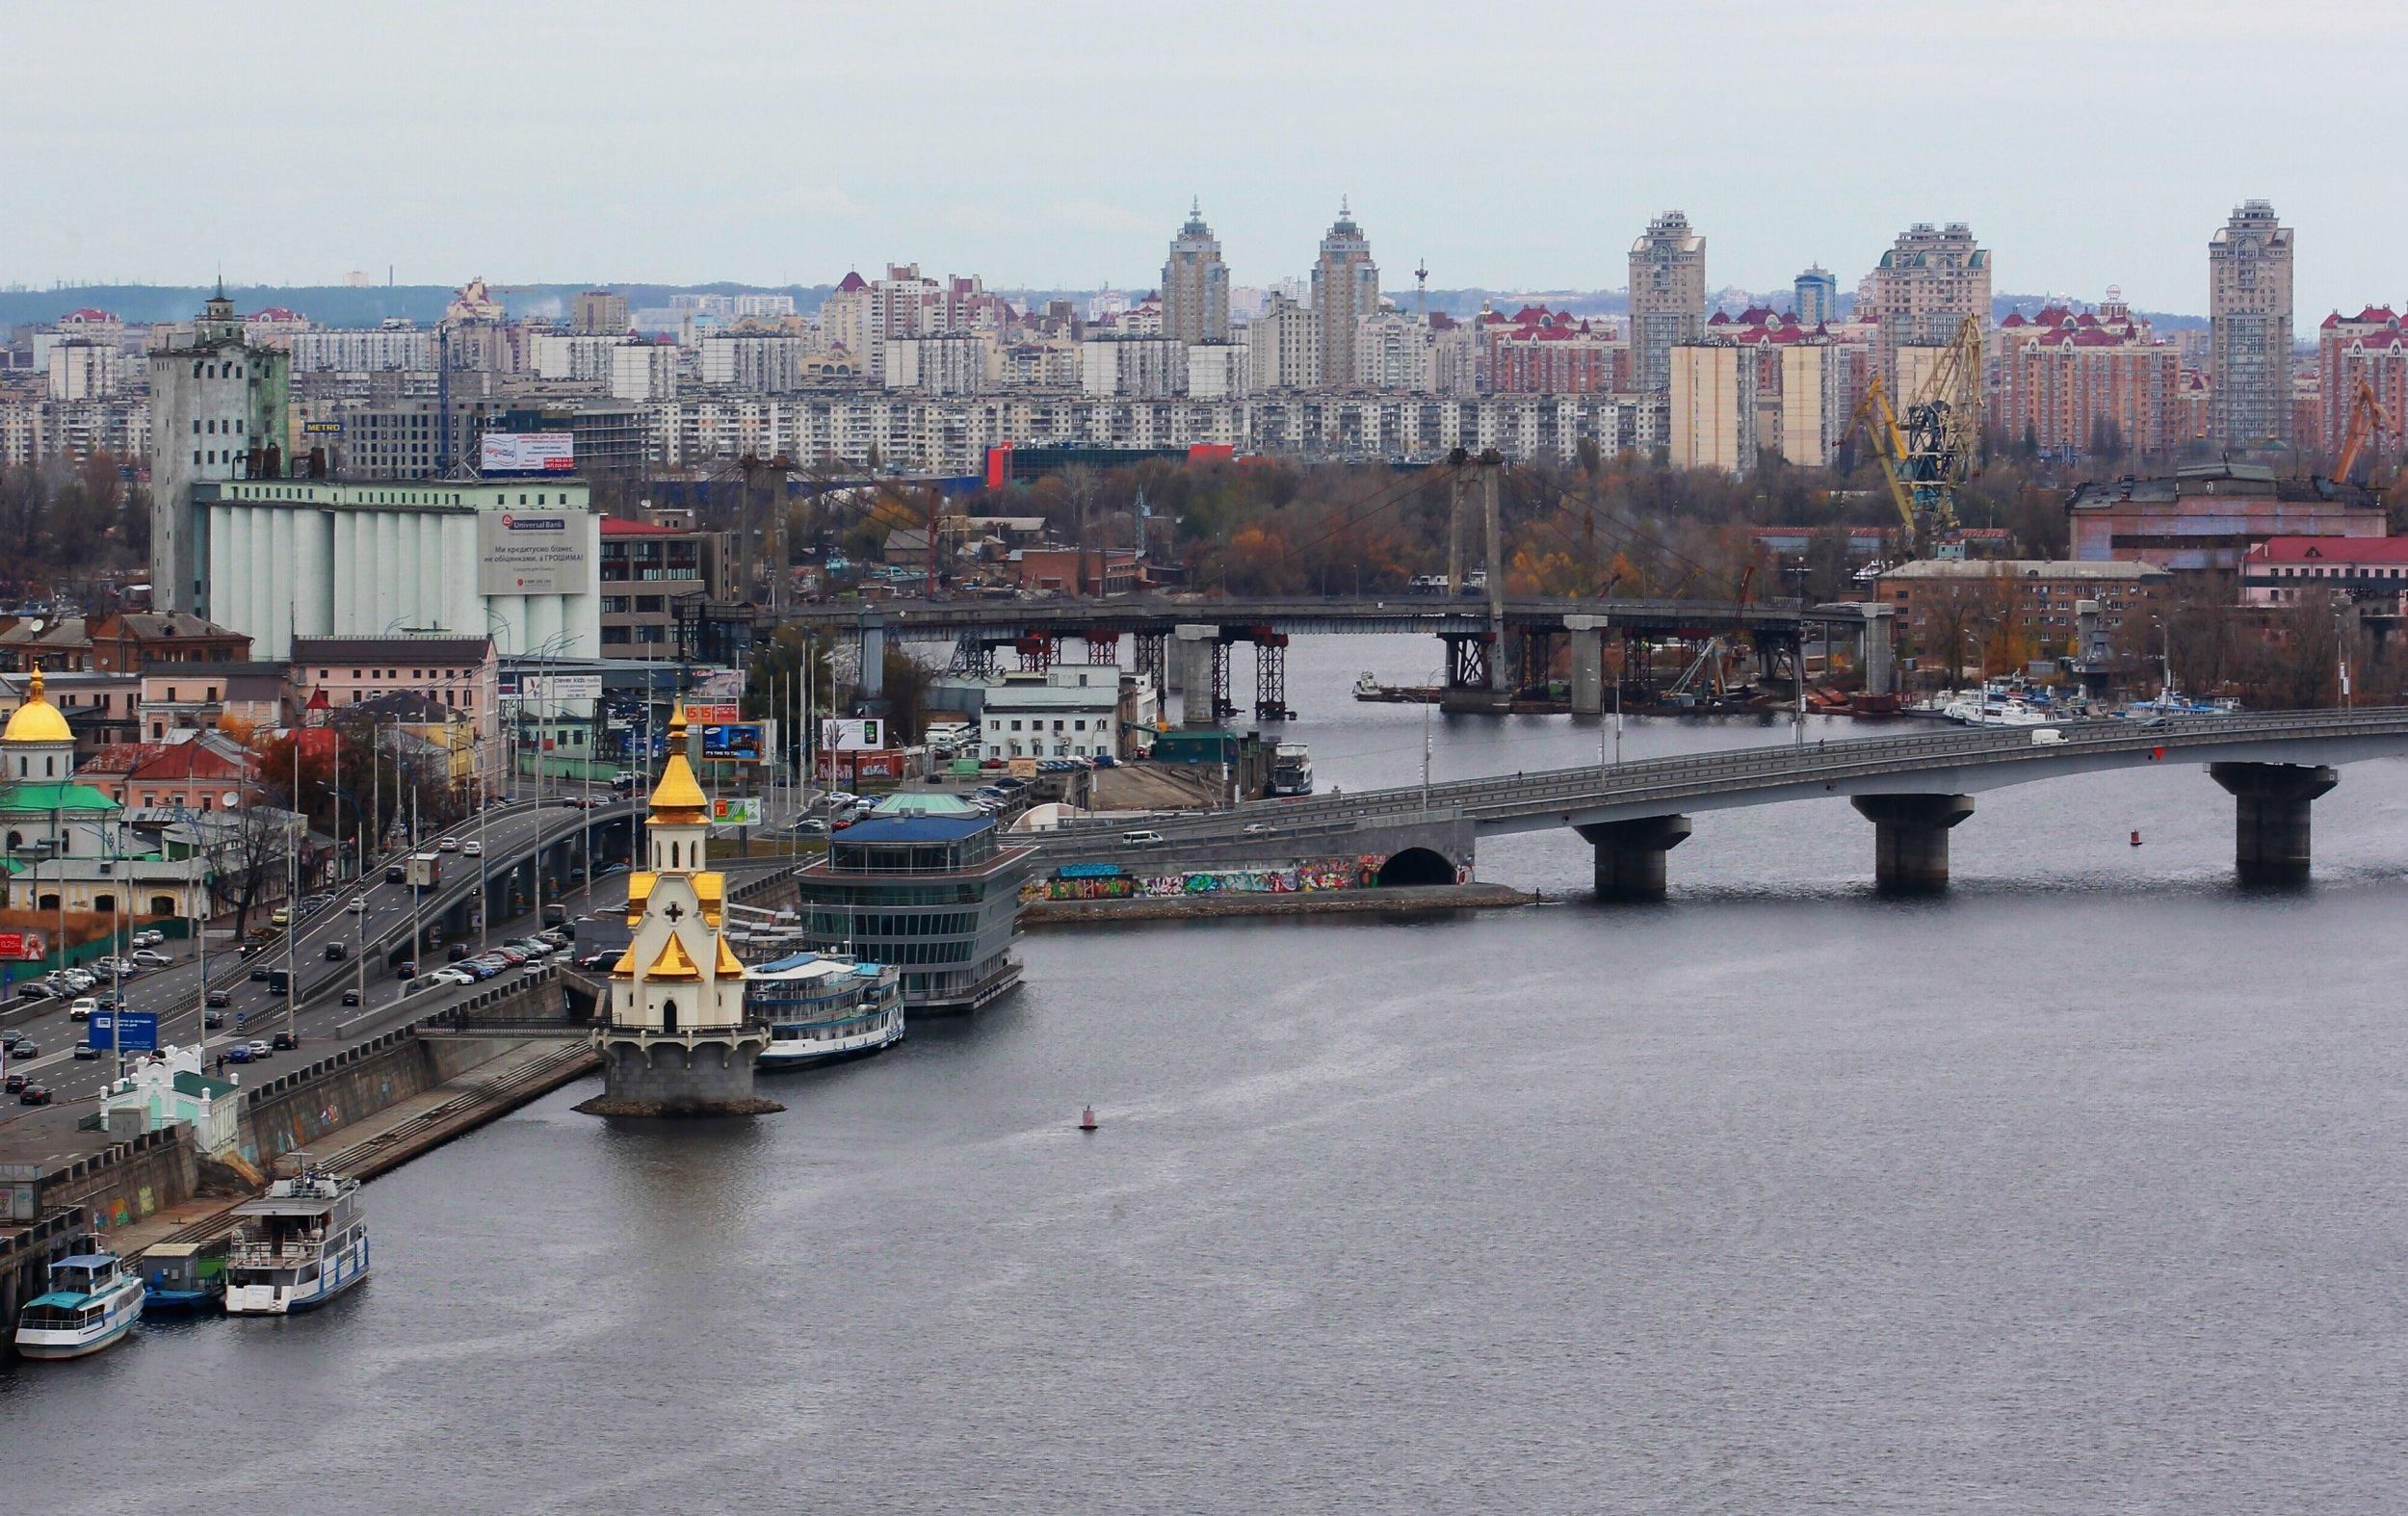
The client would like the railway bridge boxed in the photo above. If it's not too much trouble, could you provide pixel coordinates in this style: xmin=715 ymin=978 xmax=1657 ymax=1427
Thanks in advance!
xmin=1025 ymin=709 xmax=2408 ymax=897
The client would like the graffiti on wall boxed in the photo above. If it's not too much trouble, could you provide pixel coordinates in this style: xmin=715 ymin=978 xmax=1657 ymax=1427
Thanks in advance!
xmin=1026 ymin=855 xmax=1386 ymax=903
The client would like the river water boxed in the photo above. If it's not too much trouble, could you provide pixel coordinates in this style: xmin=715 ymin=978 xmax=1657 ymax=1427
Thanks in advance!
xmin=11 ymin=635 xmax=2408 ymax=1512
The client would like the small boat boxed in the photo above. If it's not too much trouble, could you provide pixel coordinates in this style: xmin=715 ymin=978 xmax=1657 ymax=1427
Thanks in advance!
xmin=141 ymin=1239 xmax=229 ymax=1315
xmin=1353 ymin=670 xmax=1380 ymax=697
xmin=748 ymin=952 xmax=905 ymax=1071
xmin=223 ymin=1168 xmax=371 ymax=1316
xmin=15 ymin=1251 xmax=145 ymax=1360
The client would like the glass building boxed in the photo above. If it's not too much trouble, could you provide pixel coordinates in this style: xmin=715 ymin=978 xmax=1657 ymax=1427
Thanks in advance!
xmin=795 ymin=814 xmax=1031 ymax=1011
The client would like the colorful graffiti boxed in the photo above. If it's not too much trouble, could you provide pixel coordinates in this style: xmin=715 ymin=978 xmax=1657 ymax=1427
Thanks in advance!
xmin=1026 ymin=855 xmax=1387 ymax=903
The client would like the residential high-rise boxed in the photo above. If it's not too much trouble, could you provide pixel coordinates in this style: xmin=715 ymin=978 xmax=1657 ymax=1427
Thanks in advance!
xmin=1794 ymin=265 xmax=1838 ymax=327
xmin=1868 ymin=222 xmax=1992 ymax=384
xmin=1247 ymin=294 xmax=1321 ymax=391
xmin=1311 ymin=201 xmax=1379 ymax=393
xmin=147 ymin=287 xmax=292 ymax=616
xmin=2210 ymin=199 xmax=2295 ymax=453
xmin=2316 ymin=305 xmax=2408 ymax=458
xmin=1628 ymin=212 xmax=1707 ymax=391
xmin=572 ymin=289 xmax=629 ymax=335
xmin=1162 ymin=201 xmax=1231 ymax=346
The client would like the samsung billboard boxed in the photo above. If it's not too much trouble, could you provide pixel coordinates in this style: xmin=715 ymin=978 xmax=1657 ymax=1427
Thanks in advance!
xmin=478 ymin=511 xmax=596 ymax=596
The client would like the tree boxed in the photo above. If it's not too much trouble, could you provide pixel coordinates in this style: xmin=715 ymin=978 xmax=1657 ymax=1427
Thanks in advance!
xmin=200 ymin=804 xmax=294 ymax=938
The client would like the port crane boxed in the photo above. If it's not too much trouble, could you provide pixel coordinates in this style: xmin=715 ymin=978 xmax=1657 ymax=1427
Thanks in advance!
xmin=2329 ymin=374 xmax=2393 ymax=485
xmin=1849 ymin=313 xmax=1986 ymax=560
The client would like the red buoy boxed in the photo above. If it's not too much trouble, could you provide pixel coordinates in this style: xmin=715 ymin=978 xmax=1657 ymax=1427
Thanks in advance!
xmin=1078 ymin=1105 xmax=1098 ymax=1132
xmin=2131 ymin=829 xmax=2142 ymax=848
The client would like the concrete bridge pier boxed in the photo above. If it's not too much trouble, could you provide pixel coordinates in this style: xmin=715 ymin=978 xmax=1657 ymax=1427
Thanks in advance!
xmin=1858 ymin=604 xmax=1896 ymax=697
xmin=1175 ymin=623 xmax=1219 ymax=727
xmin=1852 ymin=793 xmax=1975 ymax=894
xmin=1578 ymin=815 xmax=1691 ymax=902
xmin=1564 ymin=615 xmax=1606 ymax=716
xmin=2211 ymin=762 xmax=2338 ymax=886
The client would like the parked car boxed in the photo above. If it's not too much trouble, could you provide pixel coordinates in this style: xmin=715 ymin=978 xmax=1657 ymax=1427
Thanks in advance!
xmin=225 ymin=1044 xmax=253 ymax=1064
xmin=493 ymin=948 xmax=528 ymax=966
xmin=132 ymin=949 xmax=172 ymax=969
xmin=205 ymin=988 xmax=232 ymax=1008
xmin=67 ymin=998 xmax=96 ymax=1022
xmin=14 ymin=983 xmax=54 ymax=1003
xmin=246 ymin=1039 xmax=272 ymax=1059
xmin=18 ymin=1084 xmax=52 ymax=1106
xmin=447 ymin=943 xmax=471 ymax=961
xmin=63 ymin=970 xmax=95 ymax=992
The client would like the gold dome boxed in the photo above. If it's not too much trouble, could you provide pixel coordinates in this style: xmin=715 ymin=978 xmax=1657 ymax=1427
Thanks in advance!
xmin=3 ymin=667 xmax=73 ymax=746
xmin=646 ymin=700 xmax=709 ymax=823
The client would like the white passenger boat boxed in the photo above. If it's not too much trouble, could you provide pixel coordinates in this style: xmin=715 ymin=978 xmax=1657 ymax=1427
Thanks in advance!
xmin=14 ymin=1252 xmax=144 ymax=1360
xmin=223 ymin=1168 xmax=370 ymax=1315
xmin=748 ymin=952 xmax=905 ymax=1070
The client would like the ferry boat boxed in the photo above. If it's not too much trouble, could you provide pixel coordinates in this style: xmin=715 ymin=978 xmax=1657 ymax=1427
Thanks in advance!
xmin=223 ymin=1168 xmax=370 ymax=1315
xmin=1269 ymin=743 xmax=1313 ymax=797
xmin=141 ymin=1239 xmax=228 ymax=1315
xmin=15 ymin=1252 xmax=145 ymax=1359
xmin=748 ymin=952 xmax=905 ymax=1071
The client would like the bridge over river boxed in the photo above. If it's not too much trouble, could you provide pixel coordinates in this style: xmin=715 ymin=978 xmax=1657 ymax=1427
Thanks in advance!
xmin=1027 ymin=708 xmax=2408 ymax=896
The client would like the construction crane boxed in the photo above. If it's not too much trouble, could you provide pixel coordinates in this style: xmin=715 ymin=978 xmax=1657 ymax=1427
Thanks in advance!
xmin=2330 ymin=374 xmax=2393 ymax=484
xmin=1849 ymin=313 xmax=1986 ymax=560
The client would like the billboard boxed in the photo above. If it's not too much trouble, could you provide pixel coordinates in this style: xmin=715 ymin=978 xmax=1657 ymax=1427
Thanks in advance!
xmin=478 ymin=510 xmax=595 ymax=596
xmin=700 ymin=722 xmax=764 ymax=762
xmin=685 ymin=702 xmax=742 ymax=724
xmin=87 ymin=1011 xmax=159 ymax=1053
xmin=693 ymin=667 xmax=746 ymax=703
xmin=710 ymin=797 xmax=762 ymax=829
xmin=821 ymin=718 xmax=885 ymax=752
xmin=480 ymin=432 xmax=575 ymax=473
xmin=516 ymin=673 xmax=605 ymax=706
xmin=0 ymin=929 xmax=45 ymax=961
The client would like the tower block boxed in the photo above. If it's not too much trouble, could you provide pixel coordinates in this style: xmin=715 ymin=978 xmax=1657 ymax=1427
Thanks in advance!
xmin=579 ymin=702 xmax=779 ymax=1117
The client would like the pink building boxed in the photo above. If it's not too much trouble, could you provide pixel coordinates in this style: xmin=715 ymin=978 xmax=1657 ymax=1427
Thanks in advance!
xmin=2240 ymin=536 xmax=2408 ymax=612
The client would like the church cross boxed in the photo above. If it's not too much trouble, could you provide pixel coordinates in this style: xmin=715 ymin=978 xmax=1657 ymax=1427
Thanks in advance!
xmin=663 ymin=902 xmax=686 ymax=923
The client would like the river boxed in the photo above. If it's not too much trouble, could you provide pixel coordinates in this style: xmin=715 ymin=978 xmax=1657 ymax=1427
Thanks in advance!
xmin=8 ymin=634 xmax=2408 ymax=1512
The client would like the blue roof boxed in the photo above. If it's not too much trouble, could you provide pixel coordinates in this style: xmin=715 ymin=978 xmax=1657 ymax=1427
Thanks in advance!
xmin=53 ymin=1254 xmax=116 ymax=1269
xmin=758 ymin=952 xmax=822 ymax=973
xmin=835 ymin=815 xmax=992 ymax=844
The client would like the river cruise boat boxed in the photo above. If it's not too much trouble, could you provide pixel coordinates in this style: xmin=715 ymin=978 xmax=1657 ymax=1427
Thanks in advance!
xmin=223 ymin=1168 xmax=370 ymax=1315
xmin=141 ymin=1240 xmax=228 ymax=1315
xmin=748 ymin=952 xmax=905 ymax=1071
xmin=15 ymin=1252 xmax=144 ymax=1359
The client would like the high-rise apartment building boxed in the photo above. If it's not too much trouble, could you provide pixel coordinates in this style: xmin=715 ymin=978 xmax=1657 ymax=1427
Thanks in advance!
xmin=1248 ymin=294 xmax=1321 ymax=391
xmin=1628 ymin=212 xmax=1707 ymax=392
xmin=1794 ymin=265 xmax=1838 ymax=327
xmin=572 ymin=289 xmax=629 ymax=335
xmin=2210 ymin=199 xmax=2294 ymax=452
xmin=1668 ymin=343 xmax=1757 ymax=473
xmin=1868 ymin=222 xmax=1992 ymax=384
xmin=148 ymin=288 xmax=293 ymax=615
xmin=1311 ymin=202 xmax=1379 ymax=394
xmin=2316 ymin=305 xmax=2408 ymax=458
xmin=1162 ymin=201 xmax=1231 ymax=346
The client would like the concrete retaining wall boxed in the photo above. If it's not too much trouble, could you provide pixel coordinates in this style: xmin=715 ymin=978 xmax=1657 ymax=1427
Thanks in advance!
xmin=44 ymin=1125 xmax=198 ymax=1240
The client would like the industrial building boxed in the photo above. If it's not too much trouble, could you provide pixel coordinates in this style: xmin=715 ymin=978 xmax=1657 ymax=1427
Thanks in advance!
xmin=2066 ymin=463 xmax=2383 ymax=573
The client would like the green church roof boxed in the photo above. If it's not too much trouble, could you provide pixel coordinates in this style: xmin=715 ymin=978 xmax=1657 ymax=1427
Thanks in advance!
xmin=0 ymin=782 xmax=120 ymax=814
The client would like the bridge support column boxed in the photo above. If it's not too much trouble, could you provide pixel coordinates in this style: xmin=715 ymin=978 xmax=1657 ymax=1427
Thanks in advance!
xmin=1577 ymin=815 xmax=1691 ymax=902
xmin=2211 ymin=762 xmax=2337 ymax=886
xmin=1564 ymin=615 xmax=1606 ymax=716
xmin=859 ymin=611 xmax=887 ymax=699
xmin=1859 ymin=604 xmax=1896 ymax=697
xmin=1176 ymin=624 xmax=1219 ymax=729
xmin=1851 ymin=793 xmax=1974 ymax=895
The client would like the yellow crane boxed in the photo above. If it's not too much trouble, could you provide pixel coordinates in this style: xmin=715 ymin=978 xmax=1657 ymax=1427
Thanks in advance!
xmin=2331 ymin=373 xmax=2393 ymax=484
xmin=1849 ymin=313 xmax=1986 ymax=559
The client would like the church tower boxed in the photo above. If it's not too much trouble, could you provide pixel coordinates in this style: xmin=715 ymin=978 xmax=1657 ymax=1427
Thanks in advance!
xmin=579 ymin=702 xmax=778 ymax=1116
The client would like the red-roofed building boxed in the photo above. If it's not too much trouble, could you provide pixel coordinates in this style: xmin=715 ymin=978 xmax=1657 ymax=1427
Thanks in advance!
xmin=2315 ymin=305 xmax=2408 ymax=460
xmin=1996 ymin=292 xmax=2180 ymax=459
xmin=78 ymin=735 xmax=261 ymax=811
xmin=1479 ymin=306 xmax=1623 ymax=394
xmin=2242 ymin=535 xmax=2408 ymax=612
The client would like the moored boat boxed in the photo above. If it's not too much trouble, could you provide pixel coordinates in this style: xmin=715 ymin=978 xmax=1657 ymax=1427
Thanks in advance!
xmin=748 ymin=952 xmax=905 ymax=1071
xmin=141 ymin=1239 xmax=229 ymax=1315
xmin=15 ymin=1252 xmax=144 ymax=1360
xmin=223 ymin=1168 xmax=370 ymax=1316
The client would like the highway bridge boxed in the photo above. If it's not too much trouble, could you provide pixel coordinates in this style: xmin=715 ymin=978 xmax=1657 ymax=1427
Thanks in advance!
xmin=1026 ymin=708 xmax=2408 ymax=896
xmin=784 ymin=594 xmax=1891 ymax=719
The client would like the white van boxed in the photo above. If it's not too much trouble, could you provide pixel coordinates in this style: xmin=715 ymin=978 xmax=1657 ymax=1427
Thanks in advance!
xmin=2029 ymin=727 xmax=2064 ymax=745
xmin=1120 ymin=829 xmax=1165 ymax=848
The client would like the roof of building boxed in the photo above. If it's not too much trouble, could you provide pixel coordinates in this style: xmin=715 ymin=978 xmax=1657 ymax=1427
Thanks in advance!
xmin=599 ymin=517 xmax=686 ymax=537
xmin=2 ymin=667 xmax=74 ymax=745
xmin=836 ymin=271 xmax=868 ymax=293
xmin=2245 ymin=536 xmax=2408 ymax=564
xmin=1 ymin=781 xmax=121 ymax=813
xmin=644 ymin=935 xmax=701 ymax=980
xmin=872 ymin=792 xmax=979 ymax=817
xmin=834 ymin=815 xmax=993 ymax=844
xmin=1880 ymin=559 xmax=2170 ymax=583
xmin=2066 ymin=464 xmax=2382 ymax=510
xmin=96 ymin=612 xmax=248 ymax=643
xmin=289 ymin=637 xmax=491 ymax=665
xmin=646 ymin=705 xmax=709 ymax=821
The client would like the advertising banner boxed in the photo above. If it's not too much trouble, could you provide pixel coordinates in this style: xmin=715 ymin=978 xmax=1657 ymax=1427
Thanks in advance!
xmin=710 ymin=797 xmax=763 ymax=828
xmin=694 ymin=667 xmax=746 ymax=702
xmin=479 ymin=432 xmax=575 ymax=473
xmin=820 ymin=718 xmax=885 ymax=752
xmin=685 ymin=702 xmax=742 ymax=724
xmin=0 ymin=929 xmax=46 ymax=961
xmin=1008 ymin=757 xmax=1039 ymax=779
xmin=701 ymin=722 xmax=764 ymax=761
xmin=478 ymin=511 xmax=595 ymax=596
xmin=87 ymin=1011 xmax=159 ymax=1053
xmin=517 ymin=673 xmax=605 ymax=706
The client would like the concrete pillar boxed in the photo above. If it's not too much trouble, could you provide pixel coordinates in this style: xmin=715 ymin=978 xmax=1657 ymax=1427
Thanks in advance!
xmin=2211 ymin=762 xmax=2337 ymax=886
xmin=1851 ymin=793 xmax=1975 ymax=894
xmin=1483 ymin=462 xmax=1509 ymax=700
xmin=1577 ymin=815 xmax=1691 ymax=902
xmin=859 ymin=612 xmax=887 ymax=699
xmin=1175 ymin=623 xmax=1218 ymax=729
xmin=1564 ymin=615 xmax=1607 ymax=717
xmin=1858 ymin=603 xmax=1896 ymax=697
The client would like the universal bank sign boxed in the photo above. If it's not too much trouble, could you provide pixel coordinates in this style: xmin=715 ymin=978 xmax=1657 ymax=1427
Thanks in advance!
xmin=478 ymin=510 xmax=596 ymax=596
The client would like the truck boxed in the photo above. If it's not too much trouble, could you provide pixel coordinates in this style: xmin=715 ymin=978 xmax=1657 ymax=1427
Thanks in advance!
xmin=406 ymin=851 xmax=441 ymax=892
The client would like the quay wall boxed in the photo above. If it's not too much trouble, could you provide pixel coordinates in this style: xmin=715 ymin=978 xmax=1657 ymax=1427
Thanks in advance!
xmin=41 ymin=1125 xmax=197 ymax=1242
xmin=0 ymin=1208 xmax=95 ymax=1353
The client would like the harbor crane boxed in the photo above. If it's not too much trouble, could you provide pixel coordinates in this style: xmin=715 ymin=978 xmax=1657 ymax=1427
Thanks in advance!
xmin=1850 ymin=312 xmax=1986 ymax=560
xmin=2329 ymin=374 xmax=2393 ymax=485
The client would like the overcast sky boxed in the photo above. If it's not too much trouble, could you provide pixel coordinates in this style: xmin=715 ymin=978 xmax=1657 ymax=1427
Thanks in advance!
xmin=6 ymin=1 xmax=2399 ymax=315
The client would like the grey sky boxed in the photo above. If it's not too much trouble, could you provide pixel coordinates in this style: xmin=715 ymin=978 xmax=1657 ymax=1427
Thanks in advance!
xmin=6 ymin=1 xmax=2397 ymax=316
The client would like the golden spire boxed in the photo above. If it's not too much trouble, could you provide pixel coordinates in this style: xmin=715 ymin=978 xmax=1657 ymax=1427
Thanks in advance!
xmin=646 ymin=698 xmax=708 ymax=824
xmin=3 ymin=665 xmax=72 ymax=746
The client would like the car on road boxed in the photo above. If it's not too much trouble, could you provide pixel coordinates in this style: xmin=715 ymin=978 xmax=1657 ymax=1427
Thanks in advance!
xmin=246 ymin=1039 xmax=272 ymax=1059
xmin=72 ymin=1043 xmax=100 ymax=1060
xmin=576 ymin=951 xmax=616 ymax=971
xmin=271 ymin=1031 xmax=298 ymax=1051
xmin=249 ymin=966 xmax=272 ymax=982
xmin=205 ymin=988 xmax=232 ymax=1008
xmin=67 ymin=998 xmax=96 ymax=1022
xmin=15 ymin=983 xmax=55 ymax=1001
xmin=270 ymin=908 xmax=290 ymax=929
xmin=447 ymin=943 xmax=471 ymax=961
xmin=2 ymin=1073 xmax=24 ymax=1093
xmin=132 ymin=949 xmax=172 ymax=969
xmin=462 ymin=840 xmax=483 ymax=856
xmin=348 ymin=896 xmax=368 ymax=913
xmin=428 ymin=969 xmax=473 ymax=988
xmin=225 ymin=1044 xmax=253 ymax=1064
xmin=439 ymin=837 xmax=459 ymax=852
xmin=325 ymin=940 xmax=348 ymax=961
xmin=394 ymin=961 xmax=417 ymax=980
xmin=18 ymin=1084 xmax=52 ymax=1106
xmin=10 ymin=1042 xmax=36 ymax=1059
xmin=1 ymin=1031 xmax=21 ymax=1051
xmin=598 ymin=862 xmax=629 ymax=876
xmin=340 ymin=989 xmax=361 ymax=1006
xmin=203 ymin=1009 xmax=225 ymax=1029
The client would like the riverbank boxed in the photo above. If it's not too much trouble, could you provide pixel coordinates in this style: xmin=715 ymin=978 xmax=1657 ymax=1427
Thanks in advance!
xmin=1022 ymin=881 xmax=1532 ymax=925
